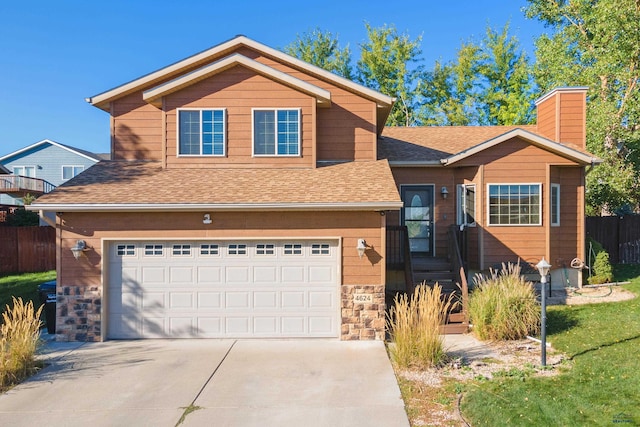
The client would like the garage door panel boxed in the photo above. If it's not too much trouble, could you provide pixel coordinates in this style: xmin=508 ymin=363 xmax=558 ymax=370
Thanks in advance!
xmin=226 ymin=292 xmax=250 ymax=309
xmin=198 ymin=292 xmax=222 ymax=308
xmin=169 ymin=292 xmax=193 ymax=309
xmin=226 ymin=266 xmax=250 ymax=283
xmin=108 ymin=240 xmax=339 ymax=339
xmin=197 ymin=266 xmax=222 ymax=284
xmin=253 ymin=266 xmax=277 ymax=283
xmin=254 ymin=291 xmax=278 ymax=309
xmin=281 ymin=291 xmax=305 ymax=309
xmin=309 ymin=266 xmax=333 ymax=283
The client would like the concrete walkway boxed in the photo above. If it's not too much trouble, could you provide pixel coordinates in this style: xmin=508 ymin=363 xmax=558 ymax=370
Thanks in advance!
xmin=0 ymin=339 xmax=409 ymax=427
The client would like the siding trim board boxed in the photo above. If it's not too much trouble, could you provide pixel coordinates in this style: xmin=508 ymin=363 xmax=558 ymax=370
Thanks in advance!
xmin=443 ymin=128 xmax=600 ymax=166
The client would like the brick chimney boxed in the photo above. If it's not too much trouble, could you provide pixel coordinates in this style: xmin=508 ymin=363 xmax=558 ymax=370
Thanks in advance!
xmin=535 ymin=87 xmax=588 ymax=149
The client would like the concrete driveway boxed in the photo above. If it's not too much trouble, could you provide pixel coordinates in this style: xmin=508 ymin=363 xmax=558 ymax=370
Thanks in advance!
xmin=0 ymin=339 xmax=409 ymax=427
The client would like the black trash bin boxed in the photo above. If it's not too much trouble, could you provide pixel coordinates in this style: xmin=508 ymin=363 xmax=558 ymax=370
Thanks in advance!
xmin=38 ymin=280 xmax=56 ymax=334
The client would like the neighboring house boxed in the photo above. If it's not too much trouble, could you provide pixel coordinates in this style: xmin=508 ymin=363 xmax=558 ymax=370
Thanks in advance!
xmin=30 ymin=36 xmax=600 ymax=342
xmin=0 ymin=139 xmax=105 ymax=206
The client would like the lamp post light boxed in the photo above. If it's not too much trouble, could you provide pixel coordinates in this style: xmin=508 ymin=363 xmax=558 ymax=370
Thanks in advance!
xmin=536 ymin=257 xmax=551 ymax=366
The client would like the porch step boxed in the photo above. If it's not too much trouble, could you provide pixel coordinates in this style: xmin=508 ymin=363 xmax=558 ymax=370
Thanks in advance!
xmin=440 ymin=322 xmax=469 ymax=334
xmin=414 ymin=271 xmax=456 ymax=283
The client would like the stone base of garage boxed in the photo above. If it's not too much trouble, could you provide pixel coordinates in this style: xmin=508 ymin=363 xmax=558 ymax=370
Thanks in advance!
xmin=55 ymin=285 xmax=102 ymax=342
xmin=340 ymin=284 xmax=386 ymax=340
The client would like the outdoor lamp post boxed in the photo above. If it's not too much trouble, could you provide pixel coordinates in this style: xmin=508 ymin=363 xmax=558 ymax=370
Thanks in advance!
xmin=536 ymin=257 xmax=551 ymax=366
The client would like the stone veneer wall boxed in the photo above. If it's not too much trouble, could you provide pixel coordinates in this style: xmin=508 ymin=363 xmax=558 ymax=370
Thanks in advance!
xmin=55 ymin=285 xmax=101 ymax=342
xmin=341 ymin=284 xmax=386 ymax=340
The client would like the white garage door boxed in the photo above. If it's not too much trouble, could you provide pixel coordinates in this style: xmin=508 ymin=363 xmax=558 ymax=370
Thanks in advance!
xmin=107 ymin=240 xmax=339 ymax=339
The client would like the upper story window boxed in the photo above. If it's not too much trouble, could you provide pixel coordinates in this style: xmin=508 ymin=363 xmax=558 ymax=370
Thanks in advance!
xmin=62 ymin=165 xmax=84 ymax=180
xmin=488 ymin=184 xmax=541 ymax=226
xmin=253 ymin=109 xmax=300 ymax=156
xmin=178 ymin=109 xmax=226 ymax=156
xmin=13 ymin=166 xmax=35 ymax=177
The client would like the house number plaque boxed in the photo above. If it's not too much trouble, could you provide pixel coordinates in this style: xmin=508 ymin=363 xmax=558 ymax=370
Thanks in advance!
xmin=353 ymin=294 xmax=373 ymax=303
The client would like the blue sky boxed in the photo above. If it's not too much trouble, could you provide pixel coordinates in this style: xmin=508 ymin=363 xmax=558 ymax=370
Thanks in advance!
xmin=0 ymin=0 xmax=547 ymax=156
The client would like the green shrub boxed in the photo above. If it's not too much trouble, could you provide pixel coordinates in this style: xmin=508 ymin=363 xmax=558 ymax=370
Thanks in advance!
xmin=387 ymin=283 xmax=454 ymax=368
xmin=0 ymin=297 xmax=43 ymax=390
xmin=588 ymin=251 xmax=614 ymax=285
xmin=468 ymin=263 xmax=540 ymax=341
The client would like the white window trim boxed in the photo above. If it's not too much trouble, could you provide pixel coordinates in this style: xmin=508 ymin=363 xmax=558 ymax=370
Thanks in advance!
xmin=62 ymin=165 xmax=85 ymax=180
xmin=551 ymin=183 xmax=560 ymax=227
xmin=176 ymin=108 xmax=227 ymax=157
xmin=456 ymin=184 xmax=477 ymax=227
xmin=486 ymin=183 xmax=542 ymax=227
xmin=251 ymin=108 xmax=301 ymax=157
xmin=12 ymin=165 xmax=37 ymax=177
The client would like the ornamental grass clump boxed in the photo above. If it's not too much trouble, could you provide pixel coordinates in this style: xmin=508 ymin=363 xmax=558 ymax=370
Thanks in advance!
xmin=387 ymin=283 xmax=454 ymax=369
xmin=468 ymin=263 xmax=540 ymax=341
xmin=0 ymin=297 xmax=43 ymax=390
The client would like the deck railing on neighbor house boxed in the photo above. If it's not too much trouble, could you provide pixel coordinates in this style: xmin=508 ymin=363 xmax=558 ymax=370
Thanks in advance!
xmin=0 ymin=175 xmax=56 ymax=195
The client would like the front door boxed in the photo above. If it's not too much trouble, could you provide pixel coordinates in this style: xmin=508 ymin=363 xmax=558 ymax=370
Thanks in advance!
xmin=401 ymin=185 xmax=434 ymax=255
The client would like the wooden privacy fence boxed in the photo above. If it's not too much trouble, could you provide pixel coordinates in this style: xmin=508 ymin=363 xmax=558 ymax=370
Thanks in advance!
xmin=0 ymin=226 xmax=55 ymax=274
xmin=586 ymin=215 xmax=640 ymax=264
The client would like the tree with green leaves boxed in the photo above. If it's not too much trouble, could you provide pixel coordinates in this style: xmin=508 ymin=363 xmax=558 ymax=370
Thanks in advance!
xmin=526 ymin=0 xmax=640 ymax=214
xmin=283 ymin=28 xmax=353 ymax=79
xmin=420 ymin=24 xmax=535 ymax=126
xmin=356 ymin=23 xmax=424 ymax=126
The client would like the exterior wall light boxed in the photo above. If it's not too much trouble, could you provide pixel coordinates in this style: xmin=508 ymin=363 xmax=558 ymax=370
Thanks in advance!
xmin=356 ymin=239 xmax=368 ymax=259
xmin=203 ymin=213 xmax=212 ymax=225
xmin=441 ymin=186 xmax=449 ymax=199
xmin=536 ymin=257 xmax=552 ymax=366
xmin=70 ymin=240 xmax=89 ymax=260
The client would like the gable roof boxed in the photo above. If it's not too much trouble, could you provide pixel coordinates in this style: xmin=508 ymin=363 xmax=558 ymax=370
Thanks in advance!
xmin=0 ymin=164 xmax=9 ymax=174
xmin=380 ymin=126 xmax=601 ymax=166
xmin=30 ymin=160 xmax=402 ymax=212
xmin=0 ymin=139 xmax=102 ymax=163
xmin=143 ymin=53 xmax=331 ymax=108
xmin=86 ymin=35 xmax=394 ymax=133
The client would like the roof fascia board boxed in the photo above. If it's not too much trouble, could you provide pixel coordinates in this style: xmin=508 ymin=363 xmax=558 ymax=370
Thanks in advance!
xmin=442 ymin=128 xmax=601 ymax=166
xmin=88 ymin=35 xmax=394 ymax=109
xmin=143 ymin=54 xmax=331 ymax=107
xmin=28 ymin=201 xmax=403 ymax=212
xmin=534 ymin=87 xmax=589 ymax=106
xmin=0 ymin=139 xmax=100 ymax=163
xmin=388 ymin=161 xmax=443 ymax=167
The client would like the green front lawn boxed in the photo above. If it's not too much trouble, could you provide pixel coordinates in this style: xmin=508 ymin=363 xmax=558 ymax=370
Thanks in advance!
xmin=0 ymin=271 xmax=56 ymax=312
xmin=461 ymin=265 xmax=640 ymax=426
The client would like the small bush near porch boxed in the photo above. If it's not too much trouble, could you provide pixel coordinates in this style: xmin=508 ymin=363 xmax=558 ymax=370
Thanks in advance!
xmin=468 ymin=263 xmax=540 ymax=341
xmin=387 ymin=284 xmax=455 ymax=368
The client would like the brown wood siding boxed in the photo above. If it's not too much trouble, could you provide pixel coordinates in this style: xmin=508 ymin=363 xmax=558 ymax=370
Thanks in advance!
xmin=242 ymin=49 xmax=378 ymax=162
xmin=163 ymin=66 xmax=314 ymax=168
xmin=549 ymin=167 xmax=583 ymax=268
xmin=558 ymin=92 xmax=586 ymax=148
xmin=57 ymin=211 xmax=385 ymax=290
xmin=536 ymin=96 xmax=557 ymax=142
xmin=111 ymin=93 xmax=163 ymax=160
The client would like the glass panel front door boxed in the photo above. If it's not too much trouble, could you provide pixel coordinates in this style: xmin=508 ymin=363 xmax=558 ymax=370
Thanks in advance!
xmin=401 ymin=186 xmax=434 ymax=255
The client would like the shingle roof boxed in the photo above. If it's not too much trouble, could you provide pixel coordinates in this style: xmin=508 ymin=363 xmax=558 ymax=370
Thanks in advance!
xmin=379 ymin=125 xmax=539 ymax=162
xmin=31 ymin=160 xmax=402 ymax=210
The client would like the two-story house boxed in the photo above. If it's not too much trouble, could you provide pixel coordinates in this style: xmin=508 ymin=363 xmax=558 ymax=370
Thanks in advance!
xmin=1 ymin=139 xmax=104 ymax=207
xmin=30 ymin=36 xmax=600 ymax=342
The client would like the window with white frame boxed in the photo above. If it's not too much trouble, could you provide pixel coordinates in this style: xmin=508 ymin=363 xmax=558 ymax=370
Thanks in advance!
xmin=62 ymin=165 xmax=84 ymax=180
xmin=178 ymin=109 xmax=226 ymax=156
xmin=456 ymin=184 xmax=476 ymax=226
xmin=488 ymin=184 xmax=541 ymax=225
xmin=551 ymin=184 xmax=560 ymax=226
xmin=12 ymin=166 xmax=36 ymax=177
xmin=253 ymin=109 xmax=300 ymax=156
